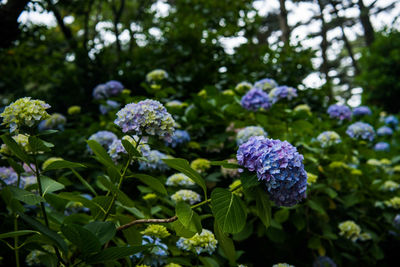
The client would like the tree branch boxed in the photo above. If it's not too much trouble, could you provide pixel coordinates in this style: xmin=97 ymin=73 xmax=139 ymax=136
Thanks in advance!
xmin=117 ymin=216 xmax=178 ymax=231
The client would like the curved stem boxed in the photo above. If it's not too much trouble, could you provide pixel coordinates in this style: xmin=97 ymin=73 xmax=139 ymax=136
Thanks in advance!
xmin=117 ymin=216 xmax=178 ymax=231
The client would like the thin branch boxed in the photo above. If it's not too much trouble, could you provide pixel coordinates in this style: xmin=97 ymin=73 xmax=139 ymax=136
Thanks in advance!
xmin=117 ymin=216 xmax=178 ymax=231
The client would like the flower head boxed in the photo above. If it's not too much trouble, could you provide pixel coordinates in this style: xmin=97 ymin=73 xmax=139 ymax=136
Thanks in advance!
xmin=67 ymin=106 xmax=81 ymax=115
xmin=327 ymin=104 xmax=352 ymax=121
xmin=164 ymin=264 xmax=182 ymax=267
xmin=138 ymin=150 xmax=169 ymax=172
xmin=253 ymin=78 xmax=278 ymax=91
xmin=0 ymin=97 xmax=50 ymax=133
xmin=317 ymin=131 xmax=341 ymax=147
xmin=141 ymin=225 xmax=170 ymax=239
xmin=235 ymin=81 xmax=252 ymax=94
xmin=382 ymin=180 xmax=400 ymax=192
xmin=240 ymin=88 xmax=271 ymax=111
xmin=269 ymin=86 xmax=298 ymax=104
xmin=385 ymin=115 xmax=398 ymax=128
xmin=176 ymin=229 xmax=217 ymax=255
xmin=307 ymin=172 xmax=318 ymax=185
xmin=377 ymin=126 xmax=393 ymax=136
xmin=374 ymin=142 xmax=390 ymax=152
xmin=166 ymin=130 xmax=190 ymax=148
xmin=0 ymin=167 xmax=18 ymax=188
xmin=114 ymin=100 xmax=175 ymax=141
xmin=99 ymin=100 xmax=120 ymax=115
xmin=190 ymin=158 xmax=211 ymax=173
xmin=166 ymin=173 xmax=195 ymax=187
xmin=338 ymin=220 xmax=361 ymax=241
xmin=352 ymin=106 xmax=372 ymax=116
xmin=237 ymin=136 xmax=307 ymax=206
xmin=0 ymin=134 xmax=31 ymax=155
xmin=92 ymin=81 xmax=124 ymax=100
xmin=171 ymin=189 xmax=201 ymax=205
xmin=385 ymin=197 xmax=400 ymax=209
xmin=166 ymin=100 xmax=187 ymax=109
xmin=294 ymin=104 xmax=311 ymax=115
xmin=146 ymin=69 xmax=168 ymax=83
xmin=38 ymin=113 xmax=66 ymax=131
xmin=346 ymin=122 xmax=375 ymax=141
xmin=236 ymin=126 xmax=268 ymax=146
xmin=88 ymin=131 xmax=118 ymax=150
xmin=132 ymin=235 xmax=169 ymax=266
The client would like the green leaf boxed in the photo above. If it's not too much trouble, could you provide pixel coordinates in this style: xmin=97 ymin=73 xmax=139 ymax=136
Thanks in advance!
xmin=85 ymin=246 xmax=148 ymax=264
xmin=98 ymin=175 xmax=135 ymax=207
xmin=176 ymin=201 xmax=194 ymax=227
xmin=28 ymin=136 xmax=52 ymax=153
xmin=308 ymin=236 xmax=321 ymax=249
xmin=210 ymin=161 xmax=240 ymax=169
xmin=199 ymin=256 xmax=220 ymax=267
xmin=240 ymin=171 xmax=260 ymax=189
xmin=307 ymin=200 xmax=326 ymax=215
xmin=131 ymin=173 xmax=167 ymax=196
xmin=274 ymin=209 xmax=290 ymax=224
xmin=8 ymin=186 xmax=44 ymax=205
xmin=40 ymin=176 xmax=65 ymax=195
xmin=211 ymin=188 xmax=246 ymax=234
xmin=87 ymin=140 xmax=118 ymax=171
xmin=163 ymin=158 xmax=207 ymax=195
xmin=214 ymin=220 xmax=236 ymax=265
xmin=171 ymin=220 xmax=196 ymax=238
xmin=254 ymin=187 xmax=271 ymax=229
xmin=18 ymin=213 xmax=68 ymax=254
xmin=7 ymin=158 xmax=25 ymax=174
xmin=0 ymin=230 xmax=39 ymax=239
xmin=121 ymin=139 xmax=141 ymax=157
xmin=61 ymin=224 xmax=101 ymax=254
xmin=1 ymin=135 xmax=31 ymax=163
xmin=44 ymin=160 xmax=86 ymax=171
xmin=84 ymin=221 xmax=116 ymax=245
xmin=70 ymin=169 xmax=97 ymax=196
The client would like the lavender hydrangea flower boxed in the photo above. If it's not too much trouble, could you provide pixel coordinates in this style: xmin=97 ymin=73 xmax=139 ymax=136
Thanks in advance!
xmin=237 ymin=136 xmax=307 ymax=206
xmin=353 ymin=106 xmax=372 ymax=116
xmin=99 ymin=100 xmax=120 ymax=115
xmin=92 ymin=80 xmax=124 ymax=100
xmin=317 ymin=131 xmax=341 ymax=147
xmin=313 ymin=256 xmax=337 ymax=267
xmin=374 ymin=142 xmax=390 ymax=152
xmin=385 ymin=115 xmax=398 ymax=128
xmin=166 ymin=130 xmax=190 ymax=148
xmin=269 ymin=86 xmax=298 ymax=104
xmin=92 ymin=84 xmax=109 ymax=100
xmin=0 ymin=167 xmax=18 ymax=188
xmin=236 ymin=126 xmax=268 ymax=146
xmin=346 ymin=122 xmax=375 ymax=141
xmin=327 ymin=104 xmax=352 ymax=121
xmin=138 ymin=150 xmax=169 ymax=172
xmin=114 ymin=100 xmax=175 ymax=141
xmin=88 ymin=131 xmax=118 ymax=150
xmin=240 ymin=88 xmax=271 ymax=111
xmin=253 ymin=78 xmax=278 ymax=91
xmin=377 ymin=126 xmax=394 ymax=136
xmin=38 ymin=113 xmax=67 ymax=131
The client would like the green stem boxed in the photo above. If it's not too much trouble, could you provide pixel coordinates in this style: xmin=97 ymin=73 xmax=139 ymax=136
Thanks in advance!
xmin=14 ymin=173 xmax=21 ymax=267
xmin=191 ymin=184 xmax=243 ymax=210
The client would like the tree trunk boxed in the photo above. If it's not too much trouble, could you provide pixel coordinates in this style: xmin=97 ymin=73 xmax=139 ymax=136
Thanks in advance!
xmin=111 ymin=0 xmax=125 ymax=56
xmin=358 ymin=0 xmax=375 ymax=46
xmin=278 ymin=0 xmax=290 ymax=45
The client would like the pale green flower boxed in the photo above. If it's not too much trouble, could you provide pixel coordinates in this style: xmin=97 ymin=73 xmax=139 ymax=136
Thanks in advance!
xmin=0 ymin=134 xmax=31 ymax=155
xmin=385 ymin=197 xmax=400 ymax=209
xmin=171 ymin=189 xmax=201 ymax=205
xmin=146 ymin=69 xmax=168 ymax=83
xmin=67 ymin=106 xmax=81 ymax=115
xmin=141 ymin=225 xmax=170 ymax=239
xmin=338 ymin=220 xmax=361 ymax=241
xmin=190 ymin=158 xmax=211 ymax=173
xmin=166 ymin=173 xmax=195 ymax=187
xmin=229 ymin=179 xmax=243 ymax=197
xmin=381 ymin=180 xmax=400 ymax=192
xmin=176 ymin=229 xmax=218 ymax=255
xmin=307 ymin=172 xmax=318 ymax=185
xmin=294 ymin=104 xmax=311 ymax=115
xmin=164 ymin=263 xmax=182 ymax=267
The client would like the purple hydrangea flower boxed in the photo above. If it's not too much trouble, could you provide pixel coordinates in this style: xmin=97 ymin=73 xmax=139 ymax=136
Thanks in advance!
xmin=100 ymin=100 xmax=121 ymax=115
xmin=385 ymin=115 xmax=399 ymax=128
xmin=237 ymin=136 xmax=307 ymax=207
xmin=346 ymin=122 xmax=375 ymax=141
xmin=0 ymin=167 xmax=18 ymax=188
xmin=92 ymin=84 xmax=109 ymax=100
xmin=377 ymin=126 xmax=393 ymax=136
xmin=374 ymin=142 xmax=390 ymax=152
xmin=166 ymin=130 xmax=190 ymax=148
xmin=92 ymin=80 xmax=124 ymax=100
xmin=114 ymin=100 xmax=175 ymax=141
xmin=108 ymin=137 xmax=150 ymax=162
xmin=327 ymin=104 xmax=352 ymax=121
xmin=353 ymin=106 xmax=372 ymax=116
xmin=269 ymin=86 xmax=298 ymax=104
xmin=240 ymin=88 xmax=272 ymax=111
xmin=138 ymin=150 xmax=169 ymax=172
xmin=88 ymin=131 xmax=118 ymax=149
xmin=253 ymin=78 xmax=278 ymax=91
xmin=313 ymin=256 xmax=337 ymax=267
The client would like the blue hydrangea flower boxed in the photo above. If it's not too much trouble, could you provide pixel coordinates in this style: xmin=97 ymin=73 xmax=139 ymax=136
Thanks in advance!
xmin=240 ymin=88 xmax=271 ymax=111
xmin=92 ymin=84 xmax=108 ymax=100
xmin=374 ymin=142 xmax=390 ymax=152
xmin=253 ymin=78 xmax=278 ymax=91
xmin=269 ymin=86 xmax=297 ymax=104
xmin=132 ymin=235 xmax=168 ymax=266
xmin=377 ymin=126 xmax=394 ymax=136
xmin=38 ymin=113 xmax=67 ymax=131
xmin=353 ymin=106 xmax=372 ymax=116
xmin=138 ymin=150 xmax=169 ymax=172
xmin=236 ymin=126 xmax=268 ymax=146
xmin=92 ymin=81 xmax=124 ymax=100
xmin=114 ymin=100 xmax=175 ymax=141
xmin=99 ymin=100 xmax=121 ymax=115
xmin=166 ymin=130 xmax=190 ymax=148
xmin=346 ymin=122 xmax=375 ymax=141
xmin=88 ymin=131 xmax=117 ymax=150
xmin=237 ymin=136 xmax=307 ymax=207
xmin=317 ymin=131 xmax=341 ymax=147
xmin=385 ymin=115 xmax=398 ymax=128
xmin=327 ymin=104 xmax=352 ymax=121
xmin=0 ymin=166 xmax=18 ymax=188
xmin=313 ymin=256 xmax=337 ymax=267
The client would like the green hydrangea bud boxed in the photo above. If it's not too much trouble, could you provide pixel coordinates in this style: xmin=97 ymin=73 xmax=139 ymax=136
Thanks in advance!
xmin=67 ymin=106 xmax=81 ymax=115
xmin=140 ymin=224 xmax=170 ymax=238
xmin=190 ymin=158 xmax=211 ymax=173
xmin=338 ymin=220 xmax=361 ymax=241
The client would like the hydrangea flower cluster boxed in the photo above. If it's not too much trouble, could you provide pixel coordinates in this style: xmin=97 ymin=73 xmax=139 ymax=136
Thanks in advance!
xmin=88 ymin=131 xmax=118 ymax=150
xmin=176 ymin=229 xmax=217 ymax=255
xmin=67 ymin=105 xmax=81 ymax=115
xmin=133 ymin=235 xmax=168 ymax=266
xmin=114 ymin=100 xmax=175 ymax=141
xmin=140 ymin=225 xmax=170 ymax=239
xmin=352 ymin=106 xmax=372 ymax=116
xmin=99 ymin=100 xmax=120 ymax=115
xmin=381 ymin=180 xmax=399 ymax=192
xmin=377 ymin=126 xmax=393 ymax=136
xmin=346 ymin=122 xmax=375 ymax=141
xmin=235 ymin=81 xmax=252 ymax=94
xmin=92 ymin=80 xmax=124 ymax=100
xmin=0 ymin=166 xmax=18 ymax=188
xmin=165 ymin=263 xmax=182 ymax=267
xmin=237 ymin=136 xmax=307 ymax=206
xmin=146 ymin=69 xmax=168 ymax=83
xmin=165 ymin=100 xmax=187 ymax=109
xmin=317 ymin=131 xmax=341 ymax=147
xmin=221 ymin=159 xmax=240 ymax=178
xmin=229 ymin=179 xmax=243 ymax=197
xmin=190 ymin=158 xmax=211 ymax=173
xmin=327 ymin=104 xmax=352 ymax=121
xmin=138 ymin=150 xmax=169 ymax=172
xmin=166 ymin=130 xmax=190 ymax=148
xmin=108 ymin=136 xmax=150 ymax=162
xmin=240 ymin=88 xmax=271 ymax=111
xmin=38 ymin=113 xmax=67 ymax=131
xmin=166 ymin=173 xmax=195 ymax=187
xmin=313 ymin=256 xmax=337 ymax=267
xmin=171 ymin=189 xmax=201 ymax=205
xmin=385 ymin=115 xmax=398 ymax=128
xmin=307 ymin=172 xmax=318 ymax=185
xmin=338 ymin=220 xmax=361 ymax=241
xmin=0 ymin=134 xmax=31 ymax=155
xmin=253 ymin=78 xmax=278 ymax=91
xmin=0 ymin=97 xmax=51 ymax=133
xmin=269 ymin=86 xmax=298 ymax=104
xmin=385 ymin=197 xmax=400 ymax=209
xmin=236 ymin=126 xmax=268 ymax=146
xmin=374 ymin=142 xmax=390 ymax=152
xmin=294 ymin=104 xmax=311 ymax=115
